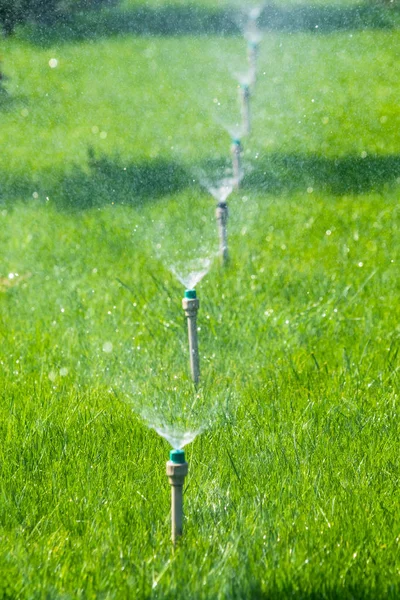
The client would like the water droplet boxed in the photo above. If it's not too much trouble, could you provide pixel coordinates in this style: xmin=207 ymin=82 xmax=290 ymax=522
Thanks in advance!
xmin=49 ymin=58 xmax=58 ymax=68
xmin=103 ymin=341 xmax=113 ymax=353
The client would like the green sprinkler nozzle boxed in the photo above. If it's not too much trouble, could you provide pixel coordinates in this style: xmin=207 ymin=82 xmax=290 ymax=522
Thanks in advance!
xmin=184 ymin=289 xmax=197 ymax=299
xmin=170 ymin=449 xmax=186 ymax=464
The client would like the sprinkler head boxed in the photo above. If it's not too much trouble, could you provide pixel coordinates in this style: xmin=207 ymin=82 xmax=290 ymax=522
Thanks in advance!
xmin=170 ymin=449 xmax=186 ymax=464
xmin=232 ymin=138 xmax=241 ymax=147
xmin=184 ymin=289 xmax=197 ymax=299
xmin=217 ymin=201 xmax=228 ymax=210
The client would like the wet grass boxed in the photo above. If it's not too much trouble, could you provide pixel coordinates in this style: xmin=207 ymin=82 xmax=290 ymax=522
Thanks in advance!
xmin=0 ymin=3 xmax=400 ymax=599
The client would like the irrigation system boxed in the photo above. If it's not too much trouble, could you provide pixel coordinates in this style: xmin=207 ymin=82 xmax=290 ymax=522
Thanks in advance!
xmin=161 ymin=3 xmax=264 ymax=542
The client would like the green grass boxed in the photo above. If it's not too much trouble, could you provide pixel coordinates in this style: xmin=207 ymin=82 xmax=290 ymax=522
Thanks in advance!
xmin=0 ymin=2 xmax=400 ymax=598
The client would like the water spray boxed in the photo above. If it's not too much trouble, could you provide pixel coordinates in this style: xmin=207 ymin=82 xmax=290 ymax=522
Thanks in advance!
xmin=231 ymin=138 xmax=243 ymax=189
xmin=182 ymin=289 xmax=200 ymax=384
xmin=216 ymin=201 xmax=229 ymax=265
xmin=166 ymin=448 xmax=189 ymax=544
xmin=239 ymin=83 xmax=251 ymax=136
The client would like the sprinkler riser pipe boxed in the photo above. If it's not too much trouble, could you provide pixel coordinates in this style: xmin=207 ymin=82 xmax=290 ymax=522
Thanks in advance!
xmin=182 ymin=296 xmax=200 ymax=384
xmin=216 ymin=202 xmax=229 ymax=265
xmin=231 ymin=142 xmax=242 ymax=190
xmin=248 ymin=44 xmax=259 ymax=86
xmin=166 ymin=460 xmax=189 ymax=544
xmin=240 ymin=86 xmax=251 ymax=136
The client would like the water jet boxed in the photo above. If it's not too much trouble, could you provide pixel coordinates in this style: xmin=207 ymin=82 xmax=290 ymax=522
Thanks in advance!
xmin=169 ymin=256 xmax=213 ymax=291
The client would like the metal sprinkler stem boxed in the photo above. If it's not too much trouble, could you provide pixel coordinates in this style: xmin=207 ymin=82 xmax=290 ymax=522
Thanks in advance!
xmin=182 ymin=289 xmax=200 ymax=384
xmin=166 ymin=449 xmax=189 ymax=544
xmin=216 ymin=201 xmax=229 ymax=265
xmin=248 ymin=42 xmax=259 ymax=86
xmin=240 ymin=84 xmax=251 ymax=136
xmin=231 ymin=139 xmax=242 ymax=190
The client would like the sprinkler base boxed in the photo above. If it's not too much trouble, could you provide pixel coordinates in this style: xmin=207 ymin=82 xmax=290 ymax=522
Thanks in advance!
xmin=216 ymin=202 xmax=229 ymax=265
xmin=166 ymin=457 xmax=189 ymax=544
xmin=240 ymin=85 xmax=251 ymax=136
xmin=231 ymin=140 xmax=242 ymax=189
xmin=182 ymin=294 xmax=200 ymax=384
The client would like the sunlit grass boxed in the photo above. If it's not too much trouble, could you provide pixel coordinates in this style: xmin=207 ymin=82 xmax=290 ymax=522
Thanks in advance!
xmin=0 ymin=3 xmax=399 ymax=598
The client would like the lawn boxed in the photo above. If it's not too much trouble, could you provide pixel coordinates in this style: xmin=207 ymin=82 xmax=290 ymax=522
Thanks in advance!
xmin=0 ymin=1 xmax=399 ymax=598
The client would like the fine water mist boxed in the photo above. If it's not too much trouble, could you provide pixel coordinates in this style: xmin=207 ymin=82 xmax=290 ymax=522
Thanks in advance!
xmin=151 ymin=425 xmax=204 ymax=450
xmin=244 ymin=24 xmax=264 ymax=46
xmin=144 ymin=192 xmax=218 ymax=290
xmin=169 ymin=254 xmax=215 ymax=290
xmin=111 ymin=369 xmax=232 ymax=450
xmin=215 ymin=117 xmax=246 ymax=142
xmin=194 ymin=167 xmax=235 ymax=204
xmin=233 ymin=70 xmax=254 ymax=88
